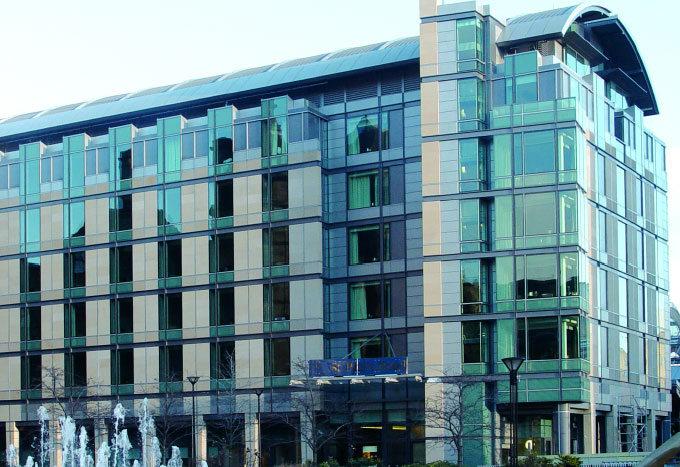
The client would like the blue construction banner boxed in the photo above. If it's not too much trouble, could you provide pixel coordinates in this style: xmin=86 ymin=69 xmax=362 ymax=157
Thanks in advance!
xmin=308 ymin=357 xmax=407 ymax=377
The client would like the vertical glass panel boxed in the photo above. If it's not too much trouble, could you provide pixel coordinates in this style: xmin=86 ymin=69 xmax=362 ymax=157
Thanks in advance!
xmin=457 ymin=18 xmax=483 ymax=61
xmin=515 ymin=74 xmax=537 ymax=104
xmin=133 ymin=141 xmax=145 ymax=167
xmin=69 ymin=201 xmax=85 ymax=238
xmin=460 ymin=199 xmax=480 ymax=242
xmin=9 ymin=164 xmax=20 ymax=188
xmin=493 ymin=79 xmax=507 ymax=107
xmin=527 ymin=317 xmax=558 ymax=360
xmin=97 ymin=147 xmax=110 ymax=174
xmin=381 ymin=109 xmax=403 ymax=150
xmin=163 ymin=188 xmax=181 ymax=227
xmin=462 ymin=321 xmax=488 ymax=363
xmin=525 ymin=254 xmax=557 ymax=298
xmin=117 ymin=146 xmax=132 ymax=180
xmin=539 ymin=71 xmax=556 ymax=101
xmin=248 ymin=121 xmax=261 ymax=149
xmin=348 ymin=170 xmax=378 ymax=209
xmin=265 ymin=117 xmax=287 ymax=156
xmin=0 ymin=165 xmax=7 ymax=190
xmin=288 ymin=114 xmax=303 ymax=143
xmin=559 ymin=191 xmax=577 ymax=233
xmin=561 ymin=253 xmax=578 ymax=297
xmin=164 ymin=136 xmax=180 ymax=173
xmin=25 ymin=208 xmax=40 ymax=246
xmin=41 ymin=158 xmax=51 ymax=183
xmin=217 ymin=233 xmax=234 ymax=272
xmin=558 ymin=128 xmax=576 ymax=171
xmin=514 ymin=53 xmax=537 ymax=74
xmin=458 ymin=78 xmax=481 ymax=121
xmin=347 ymin=113 xmax=379 ymax=155
xmin=348 ymin=225 xmax=381 ymax=265
xmin=459 ymin=139 xmax=481 ymax=182
xmin=492 ymin=134 xmax=512 ymax=187
xmin=234 ymin=124 xmax=247 ymax=151
xmin=181 ymin=133 xmax=194 ymax=160
xmin=524 ymin=131 xmax=555 ymax=174
xmin=216 ymin=179 xmax=233 ymax=218
xmin=515 ymin=256 xmax=525 ymax=300
xmin=144 ymin=140 xmax=158 ymax=166
xmin=524 ymin=193 xmax=556 ymax=236
xmin=70 ymin=153 xmax=84 ymax=187
xmin=263 ymin=226 xmax=289 ymax=267
xmin=461 ymin=260 xmax=486 ymax=313
xmin=496 ymin=256 xmax=514 ymax=301
xmin=619 ymin=332 xmax=629 ymax=371
xmin=86 ymin=150 xmax=97 ymax=175
xmin=195 ymin=130 xmax=209 ymax=158
xmin=167 ymin=240 xmax=183 ymax=278
xmin=494 ymin=196 xmax=513 ymax=244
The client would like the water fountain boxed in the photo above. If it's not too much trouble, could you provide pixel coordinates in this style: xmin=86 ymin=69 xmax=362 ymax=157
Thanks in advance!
xmin=37 ymin=406 xmax=49 ymax=467
xmin=60 ymin=416 xmax=76 ymax=467
xmin=5 ymin=402 xmax=180 ymax=467
xmin=6 ymin=444 xmax=18 ymax=467
xmin=166 ymin=446 xmax=182 ymax=467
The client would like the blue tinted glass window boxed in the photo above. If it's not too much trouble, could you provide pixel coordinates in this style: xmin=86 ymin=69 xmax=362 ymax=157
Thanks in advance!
xmin=195 ymin=131 xmax=209 ymax=157
xmin=248 ymin=121 xmax=261 ymax=149
xmin=133 ymin=142 xmax=145 ymax=167
xmin=9 ymin=164 xmax=19 ymax=188
xmin=86 ymin=150 xmax=97 ymax=175
xmin=41 ymin=159 xmax=51 ymax=183
xmin=52 ymin=156 xmax=64 ymax=181
xmin=234 ymin=124 xmax=246 ymax=151
xmin=98 ymin=148 xmax=110 ymax=174
xmin=0 ymin=165 xmax=7 ymax=190
xmin=181 ymin=133 xmax=194 ymax=160
xmin=145 ymin=140 xmax=158 ymax=166
xmin=289 ymin=114 xmax=302 ymax=143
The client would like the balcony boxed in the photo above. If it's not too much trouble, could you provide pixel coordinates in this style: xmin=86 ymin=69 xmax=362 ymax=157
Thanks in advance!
xmin=490 ymin=98 xmax=580 ymax=129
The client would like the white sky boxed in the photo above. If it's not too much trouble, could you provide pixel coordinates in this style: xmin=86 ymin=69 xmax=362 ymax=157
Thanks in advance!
xmin=1 ymin=0 xmax=679 ymax=302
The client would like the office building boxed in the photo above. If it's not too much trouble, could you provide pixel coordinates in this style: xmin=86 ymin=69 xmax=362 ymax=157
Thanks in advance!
xmin=0 ymin=1 xmax=670 ymax=465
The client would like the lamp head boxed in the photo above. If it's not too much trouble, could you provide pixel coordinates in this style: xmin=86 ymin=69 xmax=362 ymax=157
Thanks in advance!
xmin=502 ymin=357 xmax=525 ymax=373
xmin=187 ymin=376 xmax=200 ymax=385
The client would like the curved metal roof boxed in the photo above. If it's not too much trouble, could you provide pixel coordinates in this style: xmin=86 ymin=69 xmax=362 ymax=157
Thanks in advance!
xmin=497 ymin=3 xmax=658 ymax=115
xmin=497 ymin=3 xmax=611 ymax=46
xmin=0 ymin=36 xmax=419 ymax=140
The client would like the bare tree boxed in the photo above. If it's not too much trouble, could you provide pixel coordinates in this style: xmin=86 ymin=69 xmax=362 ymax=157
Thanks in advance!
xmin=40 ymin=365 xmax=108 ymax=421
xmin=278 ymin=359 xmax=355 ymax=467
xmin=205 ymin=355 xmax=246 ymax=467
xmin=153 ymin=372 xmax=191 ymax=465
xmin=425 ymin=376 xmax=493 ymax=466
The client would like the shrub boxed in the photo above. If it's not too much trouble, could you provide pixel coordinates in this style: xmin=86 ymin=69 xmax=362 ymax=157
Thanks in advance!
xmin=519 ymin=452 xmax=553 ymax=467
xmin=555 ymin=455 xmax=581 ymax=467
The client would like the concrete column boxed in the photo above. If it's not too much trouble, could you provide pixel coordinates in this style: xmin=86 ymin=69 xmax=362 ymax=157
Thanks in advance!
xmin=197 ymin=422 xmax=208 ymax=464
xmin=299 ymin=414 xmax=313 ymax=465
xmin=644 ymin=410 xmax=656 ymax=452
xmin=424 ymin=382 xmax=446 ymax=462
xmin=554 ymin=404 xmax=570 ymax=454
xmin=245 ymin=411 xmax=259 ymax=463
xmin=605 ymin=406 xmax=619 ymax=453
xmin=583 ymin=407 xmax=596 ymax=454
xmin=6 ymin=421 xmax=18 ymax=463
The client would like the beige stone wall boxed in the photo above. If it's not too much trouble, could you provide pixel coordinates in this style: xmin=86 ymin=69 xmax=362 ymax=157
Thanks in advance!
xmin=132 ymin=189 xmax=157 ymax=239
xmin=0 ymin=209 xmax=20 ymax=255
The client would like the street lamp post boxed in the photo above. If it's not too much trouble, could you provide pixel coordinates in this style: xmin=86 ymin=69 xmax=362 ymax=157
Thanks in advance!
xmin=255 ymin=389 xmax=263 ymax=467
xmin=187 ymin=376 xmax=200 ymax=467
xmin=502 ymin=357 xmax=525 ymax=467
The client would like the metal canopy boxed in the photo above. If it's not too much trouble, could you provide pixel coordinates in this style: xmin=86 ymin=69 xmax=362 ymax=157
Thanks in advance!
xmin=497 ymin=3 xmax=611 ymax=47
xmin=497 ymin=2 xmax=658 ymax=116
xmin=585 ymin=16 xmax=659 ymax=115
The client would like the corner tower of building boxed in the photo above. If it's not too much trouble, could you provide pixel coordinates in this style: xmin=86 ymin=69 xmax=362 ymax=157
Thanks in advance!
xmin=419 ymin=0 xmax=669 ymax=464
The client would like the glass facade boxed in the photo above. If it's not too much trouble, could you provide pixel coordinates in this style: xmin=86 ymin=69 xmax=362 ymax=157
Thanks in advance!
xmin=0 ymin=3 xmax=670 ymax=466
